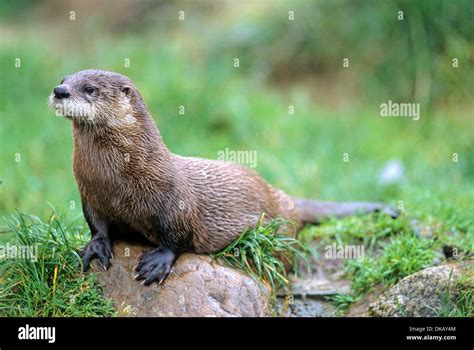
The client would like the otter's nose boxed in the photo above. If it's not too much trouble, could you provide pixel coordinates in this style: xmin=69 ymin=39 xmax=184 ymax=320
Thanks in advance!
xmin=54 ymin=85 xmax=70 ymax=99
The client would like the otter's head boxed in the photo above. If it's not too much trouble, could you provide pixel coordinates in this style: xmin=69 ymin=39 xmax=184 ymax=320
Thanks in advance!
xmin=50 ymin=69 xmax=144 ymax=127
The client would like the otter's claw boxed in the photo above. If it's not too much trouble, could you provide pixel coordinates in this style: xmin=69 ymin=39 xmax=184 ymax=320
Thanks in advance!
xmin=134 ymin=247 xmax=176 ymax=286
xmin=82 ymin=236 xmax=112 ymax=272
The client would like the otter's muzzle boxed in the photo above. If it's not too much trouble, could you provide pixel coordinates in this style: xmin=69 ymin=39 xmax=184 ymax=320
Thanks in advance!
xmin=53 ymin=85 xmax=70 ymax=99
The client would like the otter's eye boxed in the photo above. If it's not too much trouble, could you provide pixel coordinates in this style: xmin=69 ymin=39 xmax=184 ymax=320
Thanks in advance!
xmin=84 ymin=86 xmax=95 ymax=94
xmin=60 ymin=77 xmax=65 ymax=84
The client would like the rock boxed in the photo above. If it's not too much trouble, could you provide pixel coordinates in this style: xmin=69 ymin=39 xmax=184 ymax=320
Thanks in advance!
xmin=368 ymin=261 xmax=473 ymax=317
xmin=92 ymin=241 xmax=270 ymax=317
xmin=277 ymin=297 xmax=336 ymax=317
xmin=275 ymin=255 xmax=349 ymax=317
xmin=345 ymin=286 xmax=384 ymax=317
xmin=410 ymin=219 xmax=437 ymax=239
xmin=289 ymin=277 xmax=351 ymax=297
xmin=289 ymin=254 xmax=351 ymax=298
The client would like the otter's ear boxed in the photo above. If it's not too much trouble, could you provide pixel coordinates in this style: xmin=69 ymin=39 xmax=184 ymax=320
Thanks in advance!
xmin=121 ymin=86 xmax=131 ymax=96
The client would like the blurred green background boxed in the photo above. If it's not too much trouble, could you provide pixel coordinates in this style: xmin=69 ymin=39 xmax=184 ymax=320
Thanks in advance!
xmin=0 ymin=0 xmax=473 ymax=238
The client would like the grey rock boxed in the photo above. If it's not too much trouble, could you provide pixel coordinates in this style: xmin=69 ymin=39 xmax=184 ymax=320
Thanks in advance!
xmin=275 ymin=257 xmax=349 ymax=317
xmin=368 ymin=261 xmax=473 ymax=317
xmin=277 ymin=296 xmax=336 ymax=317
xmin=410 ymin=219 xmax=437 ymax=239
xmin=92 ymin=241 xmax=270 ymax=317
xmin=289 ymin=277 xmax=351 ymax=298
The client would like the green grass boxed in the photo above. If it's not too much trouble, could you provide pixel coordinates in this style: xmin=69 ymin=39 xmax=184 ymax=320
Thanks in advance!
xmin=326 ymin=293 xmax=360 ymax=313
xmin=438 ymin=265 xmax=474 ymax=317
xmin=0 ymin=211 xmax=114 ymax=317
xmin=302 ymin=213 xmax=467 ymax=312
xmin=304 ymin=212 xmax=473 ymax=317
xmin=0 ymin=2 xmax=473 ymax=317
xmin=345 ymin=232 xmax=439 ymax=295
xmin=213 ymin=215 xmax=310 ymax=295
xmin=301 ymin=213 xmax=411 ymax=255
xmin=1 ymin=31 xmax=473 ymax=220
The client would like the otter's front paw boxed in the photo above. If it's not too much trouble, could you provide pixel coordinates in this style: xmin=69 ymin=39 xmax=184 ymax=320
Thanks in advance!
xmin=82 ymin=236 xmax=113 ymax=272
xmin=134 ymin=247 xmax=176 ymax=286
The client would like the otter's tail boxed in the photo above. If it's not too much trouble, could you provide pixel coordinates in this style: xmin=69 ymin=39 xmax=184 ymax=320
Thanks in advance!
xmin=293 ymin=198 xmax=398 ymax=224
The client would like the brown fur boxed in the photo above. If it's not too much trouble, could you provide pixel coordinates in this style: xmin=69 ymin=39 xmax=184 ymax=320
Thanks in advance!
xmin=71 ymin=105 xmax=300 ymax=253
xmin=50 ymin=69 xmax=396 ymax=284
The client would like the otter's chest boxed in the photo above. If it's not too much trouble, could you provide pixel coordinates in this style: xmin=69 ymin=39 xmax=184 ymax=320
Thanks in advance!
xmin=77 ymin=172 xmax=151 ymax=216
xmin=78 ymin=176 xmax=160 ymax=242
xmin=74 ymin=152 xmax=153 ymax=214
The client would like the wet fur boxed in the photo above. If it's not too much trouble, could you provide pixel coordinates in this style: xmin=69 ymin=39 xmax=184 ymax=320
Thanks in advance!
xmin=51 ymin=69 xmax=395 ymax=285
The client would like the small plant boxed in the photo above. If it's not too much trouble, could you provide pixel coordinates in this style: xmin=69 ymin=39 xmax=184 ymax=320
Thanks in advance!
xmin=0 ymin=210 xmax=115 ymax=317
xmin=438 ymin=266 xmax=474 ymax=317
xmin=326 ymin=293 xmax=359 ymax=313
xmin=346 ymin=232 xmax=438 ymax=295
xmin=300 ymin=212 xmax=408 ymax=255
xmin=212 ymin=214 xmax=311 ymax=294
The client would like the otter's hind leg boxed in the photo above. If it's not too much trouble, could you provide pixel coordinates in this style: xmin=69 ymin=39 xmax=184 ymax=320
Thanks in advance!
xmin=82 ymin=204 xmax=113 ymax=271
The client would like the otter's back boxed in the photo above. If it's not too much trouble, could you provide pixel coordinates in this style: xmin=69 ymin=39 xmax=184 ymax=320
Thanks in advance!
xmin=175 ymin=155 xmax=299 ymax=253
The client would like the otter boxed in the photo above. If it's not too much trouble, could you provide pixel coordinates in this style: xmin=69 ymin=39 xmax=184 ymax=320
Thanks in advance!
xmin=50 ymin=69 xmax=396 ymax=285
